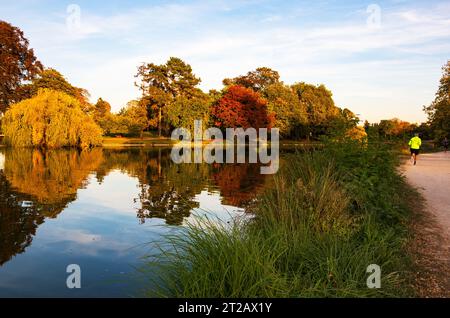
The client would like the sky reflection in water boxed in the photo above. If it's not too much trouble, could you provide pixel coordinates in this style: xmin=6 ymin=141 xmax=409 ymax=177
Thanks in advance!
xmin=0 ymin=148 xmax=267 ymax=297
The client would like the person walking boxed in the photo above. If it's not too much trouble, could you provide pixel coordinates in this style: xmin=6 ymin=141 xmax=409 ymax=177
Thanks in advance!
xmin=443 ymin=137 xmax=449 ymax=153
xmin=408 ymin=133 xmax=422 ymax=165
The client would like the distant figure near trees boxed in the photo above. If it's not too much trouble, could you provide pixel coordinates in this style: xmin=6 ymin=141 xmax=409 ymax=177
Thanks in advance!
xmin=443 ymin=137 xmax=449 ymax=153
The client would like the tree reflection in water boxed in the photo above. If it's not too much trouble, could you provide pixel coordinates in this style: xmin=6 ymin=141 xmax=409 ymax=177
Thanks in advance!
xmin=0 ymin=170 xmax=44 ymax=265
xmin=0 ymin=148 xmax=104 ymax=265
xmin=95 ymin=148 xmax=268 ymax=225
xmin=0 ymin=147 xmax=268 ymax=265
xmin=3 ymin=148 xmax=104 ymax=213
xmin=211 ymin=162 xmax=267 ymax=208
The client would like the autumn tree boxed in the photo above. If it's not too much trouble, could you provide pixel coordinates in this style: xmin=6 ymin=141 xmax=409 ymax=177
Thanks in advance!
xmin=135 ymin=57 xmax=201 ymax=136
xmin=374 ymin=118 xmax=415 ymax=139
xmin=0 ymin=20 xmax=43 ymax=112
xmin=2 ymin=89 xmax=102 ymax=148
xmin=390 ymin=118 xmax=415 ymax=137
xmin=345 ymin=126 xmax=368 ymax=142
xmin=96 ymin=100 xmax=149 ymax=138
xmin=92 ymin=98 xmax=115 ymax=135
xmin=211 ymin=85 xmax=274 ymax=129
xmin=223 ymin=67 xmax=280 ymax=92
xmin=120 ymin=100 xmax=148 ymax=138
xmin=425 ymin=60 xmax=450 ymax=140
xmin=94 ymin=98 xmax=111 ymax=118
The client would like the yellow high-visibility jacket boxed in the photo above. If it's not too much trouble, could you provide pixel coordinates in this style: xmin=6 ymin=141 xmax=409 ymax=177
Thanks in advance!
xmin=408 ymin=136 xmax=422 ymax=150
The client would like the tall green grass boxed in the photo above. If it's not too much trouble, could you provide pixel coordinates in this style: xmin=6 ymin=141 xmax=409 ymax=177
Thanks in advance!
xmin=145 ymin=140 xmax=415 ymax=297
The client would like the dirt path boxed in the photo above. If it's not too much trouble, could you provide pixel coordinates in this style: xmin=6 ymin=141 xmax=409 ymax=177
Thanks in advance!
xmin=402 ymin=151 xmax=450 ymax=297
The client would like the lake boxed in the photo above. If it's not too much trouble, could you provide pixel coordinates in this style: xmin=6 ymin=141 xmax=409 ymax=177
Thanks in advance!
xmin=0 ymin=147 xmax=278 ymax=297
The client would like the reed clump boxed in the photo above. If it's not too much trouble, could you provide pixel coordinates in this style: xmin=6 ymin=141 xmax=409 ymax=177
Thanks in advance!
xmin=145 ymin=140 xmax=414 ymax=297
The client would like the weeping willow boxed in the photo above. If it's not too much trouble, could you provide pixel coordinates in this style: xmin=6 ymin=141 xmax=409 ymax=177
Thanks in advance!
xmin=2 ymin=89 xmax=102 ymax=148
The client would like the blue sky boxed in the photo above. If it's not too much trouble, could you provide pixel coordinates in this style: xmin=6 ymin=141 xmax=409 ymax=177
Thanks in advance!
xmin=1 ymin=0 xmax=449 ymax=122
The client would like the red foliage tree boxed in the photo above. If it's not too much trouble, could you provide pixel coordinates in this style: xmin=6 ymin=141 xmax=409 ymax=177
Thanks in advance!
xmin=0 ymin=20 xmax=43 ymax=112
xmin=211 ymin=85 xmax=274 ymax=129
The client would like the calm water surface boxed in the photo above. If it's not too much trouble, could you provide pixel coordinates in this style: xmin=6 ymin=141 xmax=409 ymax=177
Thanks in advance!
xmin=0 ymin=147 xmax=274 ymax=297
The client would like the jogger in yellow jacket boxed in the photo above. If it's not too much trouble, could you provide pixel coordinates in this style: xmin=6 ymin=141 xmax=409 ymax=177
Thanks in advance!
xmin=408 ymin=133 xmax=422 ymax=165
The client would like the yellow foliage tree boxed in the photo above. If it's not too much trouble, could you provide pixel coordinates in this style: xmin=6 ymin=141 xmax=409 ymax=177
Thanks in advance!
xmin=346 ymin=126 xmax=368 ymax=142
xmin=2 ymin=89 xmax=102 ymax=148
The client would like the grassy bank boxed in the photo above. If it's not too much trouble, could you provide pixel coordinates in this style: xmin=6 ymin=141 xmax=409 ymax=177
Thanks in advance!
xmin=145 ymin=141 xmax=416 ymax=297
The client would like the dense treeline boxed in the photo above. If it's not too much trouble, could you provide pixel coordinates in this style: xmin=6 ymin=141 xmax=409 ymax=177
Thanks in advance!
xmin=133 ymin=62 xmax=361 ymax=139
xmin=1 ymin=20 xmax=447 ymax=147
xmin=364 ymin=118 xmax=424 ymax=140
xmin=0 ymin=20 xmax=361 ymax=147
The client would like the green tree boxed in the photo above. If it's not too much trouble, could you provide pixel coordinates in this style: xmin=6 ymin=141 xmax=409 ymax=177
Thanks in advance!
xmin=135 ymin=57 xmax=201 ymax=136
xmin=291 ymin=82 xmax=341 ymax=138
xmin=425 ymin=60 xmax=450 ymax=140
xmin=2 ymin=89 xmax=102 ymax=148
xmin=378 ymin=119 xmax=396 ymax=139
xmin=102 ymin=113 xmax=129 ymax=136
xmin=329 ymin=108 xmax=360 ymax=134
xmin=415 ymin=122 xmax=433 ymax=140
xmin=167 ymin=90 xmax=211 ymax=134
xmin=21 ymin=68 xmax=92 ymax=113
xmin=0 ymin=20 xmax=43 ymax=112
xmin=263 ymin=83 xmax=308 ymax=138
xmin=208 ymin=89 xmax=223 ymax=104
